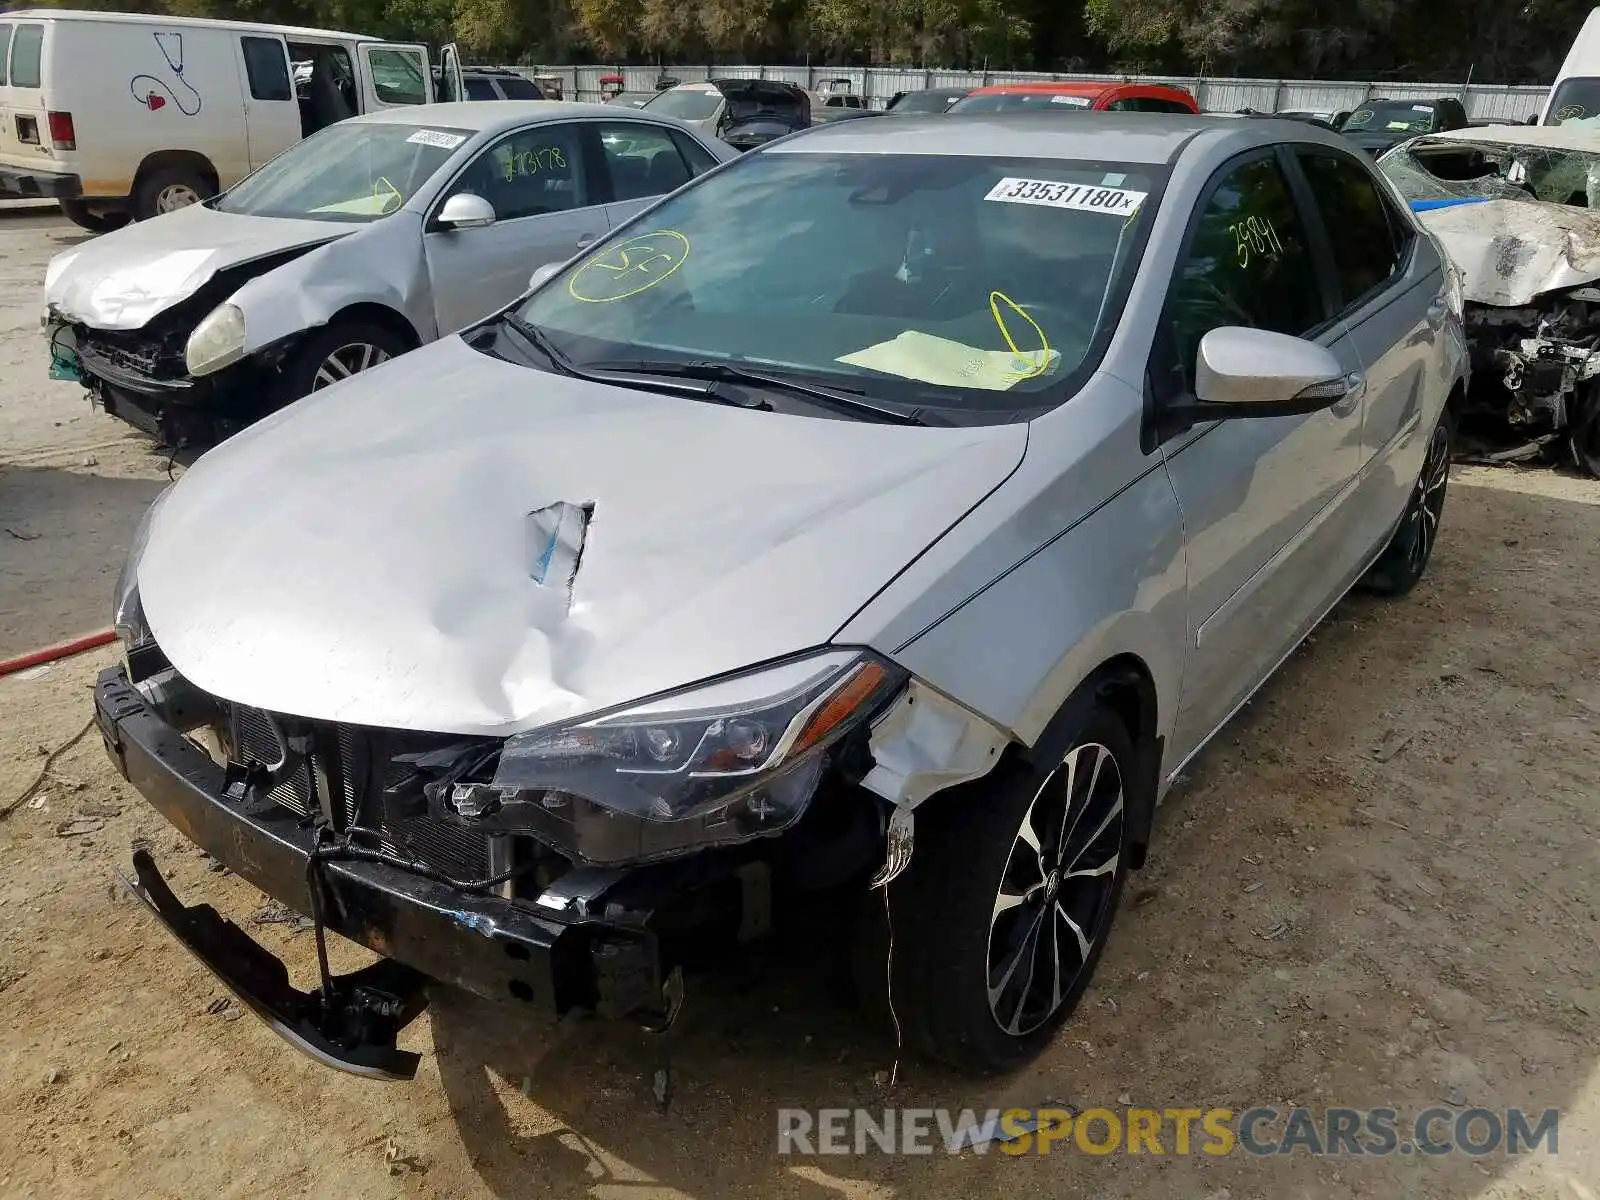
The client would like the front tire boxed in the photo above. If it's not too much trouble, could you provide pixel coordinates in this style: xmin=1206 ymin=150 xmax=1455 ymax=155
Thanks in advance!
xmin=1362 ymin=409 xmax=1451 ymax=597
xmin=872 ymin=707 xmax=1136 ymax=1075
xmin=275 ymin=321 xmax=410 ymax=405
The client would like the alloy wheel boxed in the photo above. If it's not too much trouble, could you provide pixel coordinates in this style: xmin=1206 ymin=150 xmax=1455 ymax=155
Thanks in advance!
xmin=312 ymin=342 xmax=391 ymax=391
xmin=155 ymin=183 xmax=202 ymax=213
xmin=1406 ymin=419 xmax=1451 ymax=575
xmin=986 ymin=742 xmax=1126 ymax=1037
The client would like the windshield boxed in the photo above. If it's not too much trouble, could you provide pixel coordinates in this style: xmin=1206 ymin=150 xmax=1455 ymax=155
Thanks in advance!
xmin=1382 ymin=136 xmax=1600 ymax=208
xmin=1546 ymin=78 xmax=1600 ymax=126
xmin=217 ymin=122 xmax=469 ymax=222
xmin=646 ymin=89 xmax=722 ymax=121
xmin=1341 ymin=101 xmax=1438 ymax=135
xmin=510 ymin=150 xmax=1161 ymax=415
xmin=890 ymin=90 xmax=967 ymax=114
xmin=951 ymin=91 xmax=1094 ymax=114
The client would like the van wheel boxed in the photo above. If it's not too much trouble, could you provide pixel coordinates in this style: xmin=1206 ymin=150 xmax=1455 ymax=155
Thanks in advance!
xmin=58 ymin=200 xmax=129 ymax=233
xmin=276 ymin=321 xmax=410 ymax=405
xmin=132 ymin=167 xmax=215 ymax=221
xmin=864 ymin=706 xmax=1136 ymax=1075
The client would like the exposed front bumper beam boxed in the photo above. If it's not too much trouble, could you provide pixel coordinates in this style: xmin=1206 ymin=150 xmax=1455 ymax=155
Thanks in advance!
xmin=95 ymin=666 xmax=666 ymax=1077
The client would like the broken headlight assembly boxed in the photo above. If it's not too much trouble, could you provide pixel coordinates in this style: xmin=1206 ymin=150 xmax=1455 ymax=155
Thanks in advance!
xmin=185 ymin=303 xmax=246 ymax=377
xmin=112 ymin=485 xmax=173 ymax=656
xmin=449 ymin=650 xmax=907 ymax=866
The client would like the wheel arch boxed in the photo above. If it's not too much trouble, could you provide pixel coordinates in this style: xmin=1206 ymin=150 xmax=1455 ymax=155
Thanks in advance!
xmin=318 ymin=302 xmax=422 ymax=352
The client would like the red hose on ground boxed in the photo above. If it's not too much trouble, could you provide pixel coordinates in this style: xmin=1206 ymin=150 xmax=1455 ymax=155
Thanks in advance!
xmin=0 ymin=628 xmax=117 ymax=678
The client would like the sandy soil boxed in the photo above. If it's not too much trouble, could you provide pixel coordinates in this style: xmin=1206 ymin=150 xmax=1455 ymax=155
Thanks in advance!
xmin=1 ymin=208 xmax=1597 ymax=1200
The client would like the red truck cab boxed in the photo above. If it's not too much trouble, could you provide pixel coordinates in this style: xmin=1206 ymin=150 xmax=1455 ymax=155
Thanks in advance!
xmin=950 ymin=80 xmax=1200 ymax=115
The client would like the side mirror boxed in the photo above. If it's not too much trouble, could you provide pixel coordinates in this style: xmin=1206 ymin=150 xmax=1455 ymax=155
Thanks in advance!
xmin=438 ymin=192 xmax=496 ymax=230
xmin=528 ymin=261 xmax=561 ymax=292
xmin=1193 ymin=327 xmax=1355 ymax=415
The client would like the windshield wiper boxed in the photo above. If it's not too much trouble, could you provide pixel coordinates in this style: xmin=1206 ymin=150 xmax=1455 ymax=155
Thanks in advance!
xmin=497 ymin=318 xmax=771 ymax=409
xmin=586 ymin=359 xmax=940 ymax=425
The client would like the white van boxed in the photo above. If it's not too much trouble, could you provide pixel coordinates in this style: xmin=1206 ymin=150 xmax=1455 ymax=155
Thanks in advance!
xmin=1543 ymin=6 xmax=1600 ymax=124
xmin=0 ymin=9 xmax=466 ymax=229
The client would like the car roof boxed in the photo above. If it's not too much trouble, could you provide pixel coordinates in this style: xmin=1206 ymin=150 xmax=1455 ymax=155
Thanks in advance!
xmin=352 ymin=100 xmax=681 ymax=134
xmin=770 ymin=111 xmax=1312 ymax=163
xmin=2 ymin=7 xmax=374 ymax=40
xmin=966 ymin=80 xmax=1192 ymax=99
xmin=1405 ymin=123 xmax=1600 ymax=152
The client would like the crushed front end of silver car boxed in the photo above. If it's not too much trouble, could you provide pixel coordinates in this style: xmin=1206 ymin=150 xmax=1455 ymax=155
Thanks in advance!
xmin=1380 ymin=128 xmax=1600 ymax=474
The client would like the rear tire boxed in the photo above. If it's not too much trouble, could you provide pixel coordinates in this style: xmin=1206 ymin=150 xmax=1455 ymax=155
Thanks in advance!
xmin=865 ymin=706 xmax=1136 ymax=1075
xmin=59 ymin=199 xmax=130 ymax=233
xmin=1362 ymin=409 xmax=1452 ymax=598
xmin=275 ymin=320 xmax=410 ymax=406
xmin=132 ymin=166 xmax=215 ymax=221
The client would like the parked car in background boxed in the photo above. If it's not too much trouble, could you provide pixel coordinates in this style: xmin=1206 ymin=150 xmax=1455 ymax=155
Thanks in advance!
xmin=607 ymin=91 xmax=657 ymax=108
xmin=811 ymin=107 xmax=882 ymax=125
xmin=1542 ymin=5 xmax=1600 ymax=124
xmin=884 ymin=86 xmax=975 ymax=114
xmin=101 ymin=112 xmax=1463 ymax=1083
xmin=815 ymin=78 xmax=864 ymax=109
xmin=1378 ymin=122 xmax=1600 ymax=474
xmin=951 ymin=80 xmax=1200 ymax=115
xmin=645 ymin=78 xmax=813 ymax=151
xmin=458 ymin=66 xmax=545 ymax=101
xmin=42 ymin=102 xmax=734 ymax=445
xmin=0 ymin=8 xmax=444 ymax=229
xmin=1235 ymin=109 xmax=1339 ymax=131
xmin=1337 ymin=98 xmax=1469 ymax=156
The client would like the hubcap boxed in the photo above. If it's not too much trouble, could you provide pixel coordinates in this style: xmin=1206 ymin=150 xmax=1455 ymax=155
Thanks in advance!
xmin=312 ymin=342 xmax=390 ymax=390
xmin=986 ymin=742 xmax=1125 ymax=1037
xmin=1406 ymin=421 xmax=1451 ymax=575
xmin=155 ymin=183 xmax=201 ymax=213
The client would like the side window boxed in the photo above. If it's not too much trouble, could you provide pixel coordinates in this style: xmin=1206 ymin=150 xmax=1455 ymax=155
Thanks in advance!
xmin=1164 ymin=156 xmax=1323 ymax=394
xmin=240 ymin=36 xmax=292 ymax=102
xmin=598 ymin=122 xmax=692 ymax=202
xmin=671 ymin=130 xmax=719 ymax=176
xmin=0 ymin=26 xmax=12 ymax=87
xmin=463 ymin=76 xmax=496 ymax=101
xmin=496 ymin=75 xmax=543 ymax=99
xmin=450 ymin=123 xmax=586 ymax=221
xmin=368 ymin=48 xmax=427 ymax=105
xmin=10 ymin=23 xmax=42 ymax=88
xmin=1105 ymin=98 xmax=1137 ymax=111
xmin=1148 ymin=98 xmax=1195 ymax=113
xmin=1298 ymin=152 xmax=1408 ymax=309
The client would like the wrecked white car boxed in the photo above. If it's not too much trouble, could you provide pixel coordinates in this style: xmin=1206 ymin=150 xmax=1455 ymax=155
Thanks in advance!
xmin=42 ymin=102 xmax=732 ymax=446
xmin=1380 ymin=124 xmax=1600 ymax=474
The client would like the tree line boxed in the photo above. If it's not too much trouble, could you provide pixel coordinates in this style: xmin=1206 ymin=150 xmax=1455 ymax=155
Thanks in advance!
xmin=19 ymin=0 xmax=1596 ymax=83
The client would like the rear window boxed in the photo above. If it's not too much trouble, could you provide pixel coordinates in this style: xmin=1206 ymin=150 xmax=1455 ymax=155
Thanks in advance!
xmin=464 ymin=76 xmax=496 ymax=100
xmin=1547 ymin=77 xmax=1600 ymax=125
xmin=10 ymin=23 xmax=42 ymax=88
xmin=494 ymin=75 xmax=543 ymax=99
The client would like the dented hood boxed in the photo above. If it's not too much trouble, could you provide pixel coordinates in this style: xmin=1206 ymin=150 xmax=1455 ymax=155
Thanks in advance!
xmin=137 ymin=336 xmax=1027 ymax=736
xmin=45 ymin=203 xmax=352 ymax=330
xmin=1418 ymin=198 xmax=1600 ymax=306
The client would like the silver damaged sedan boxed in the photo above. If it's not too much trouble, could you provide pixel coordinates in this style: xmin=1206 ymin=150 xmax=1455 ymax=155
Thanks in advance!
xmin=100 ymin=113 xmax=1468 ymax=1079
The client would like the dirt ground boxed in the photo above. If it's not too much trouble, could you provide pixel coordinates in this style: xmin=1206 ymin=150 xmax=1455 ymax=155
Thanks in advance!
xmin=1 ymin=206 xmax=1597 ymax=1200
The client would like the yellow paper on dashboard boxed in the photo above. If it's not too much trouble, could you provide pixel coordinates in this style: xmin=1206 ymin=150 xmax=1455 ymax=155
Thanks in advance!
xmin=837 ymin=330 xmax=1060 ymax=392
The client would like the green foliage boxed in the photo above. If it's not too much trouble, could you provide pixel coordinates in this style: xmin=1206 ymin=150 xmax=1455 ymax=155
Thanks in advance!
xmin=31 ymin=0 xmax=1590 ymax=81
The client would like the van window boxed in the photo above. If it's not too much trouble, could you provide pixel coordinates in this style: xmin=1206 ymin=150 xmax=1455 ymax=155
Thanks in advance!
xmin=10 ymin=23 xmax=42 ymax=88
xmin=368 ymin=47 xmax=427 ymax=105
xmin=241 ymin=36 xmax=292 ymax=102
xmin=0 ymin=26 xmax=12 ymax=85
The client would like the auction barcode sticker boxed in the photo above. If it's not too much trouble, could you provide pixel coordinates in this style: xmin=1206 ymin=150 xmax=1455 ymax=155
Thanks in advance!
xmin=407 ymin=129 xmax=467 ymax=149
xmin=985 ymin=177 xmax=1147 ymax=216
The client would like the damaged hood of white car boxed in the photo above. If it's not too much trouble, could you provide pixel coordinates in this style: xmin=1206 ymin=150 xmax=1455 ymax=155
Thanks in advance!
xmin=135 ymin=336 xmax=1027 ymax=736
xmin=1417 ymin=198 xmax=1600 ymax=306
xmin=45 ymin=203 xmax=353 ymax=330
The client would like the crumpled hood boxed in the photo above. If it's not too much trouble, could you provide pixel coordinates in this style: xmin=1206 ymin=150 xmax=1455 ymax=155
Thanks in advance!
xmin=45 ymin=203 xmax=350 ymax=330
xmin=138 ymin=336 xmax=1027 ymax=736
xmin=1418 ymin=197 xmax=1600 ymax=306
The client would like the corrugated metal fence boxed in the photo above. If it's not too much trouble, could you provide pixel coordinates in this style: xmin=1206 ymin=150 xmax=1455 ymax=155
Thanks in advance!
xmin=514 ymin=64 xmax=1549 ymax=122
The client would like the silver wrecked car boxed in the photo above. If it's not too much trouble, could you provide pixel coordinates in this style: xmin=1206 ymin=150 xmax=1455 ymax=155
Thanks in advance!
xmin=42 ymin=101 xmax=734 ymax=445
xmin=100 ymin=114 xmax=1466 ymax=1079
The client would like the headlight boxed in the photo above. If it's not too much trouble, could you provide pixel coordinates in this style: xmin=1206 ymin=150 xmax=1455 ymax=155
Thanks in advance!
xmin=452 ymin=650 xmax=907 ymax=866
xmin=112 ymin=486 xmax=173 ymax=653
xmin=184 ymin=303 xmax=246 ymax=376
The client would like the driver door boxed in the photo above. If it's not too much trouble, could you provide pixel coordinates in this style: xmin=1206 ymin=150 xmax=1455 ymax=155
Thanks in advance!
xmin=437 ymin=42 xmax=464 ymax=103
xmin=424 ymin=121 xmax=609 ymax=333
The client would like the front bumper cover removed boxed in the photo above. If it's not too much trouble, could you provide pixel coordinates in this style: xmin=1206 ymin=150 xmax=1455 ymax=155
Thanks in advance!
xmin=95 ymin=666 xmax=667 ymax=1080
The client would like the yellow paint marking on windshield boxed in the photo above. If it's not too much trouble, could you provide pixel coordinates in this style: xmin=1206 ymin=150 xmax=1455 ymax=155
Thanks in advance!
xmin=372 ymin=176 xmax=403 ymax=214
xmin=568 ymin=230 xmax=690 ymax=303
xmin=989 ymin=291 xmax=1051 ymax=380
